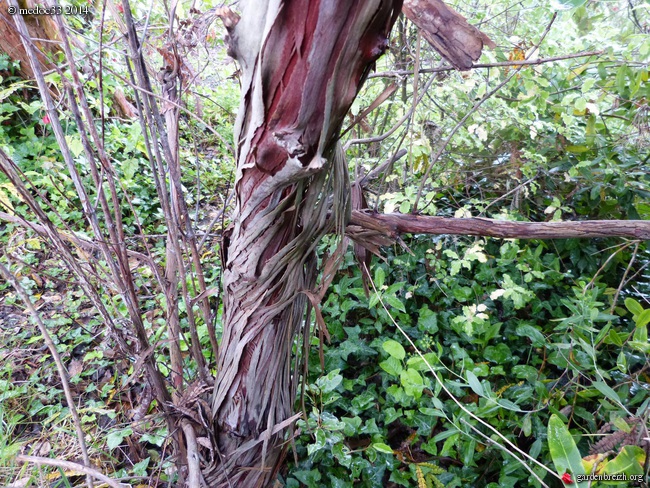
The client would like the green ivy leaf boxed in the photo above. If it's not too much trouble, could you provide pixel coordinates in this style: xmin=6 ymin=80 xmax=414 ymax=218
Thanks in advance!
xmin=372 ymin=442 xmax=394 ymax=454
xmin=418 ymin=306 xmax=438 ymax=333
xmin=106 ymin=427 xmax=132 ymax=450
xmin=317 ymin=369 xmax=343 ymax=393
xmin=382 ymin=339 xmax=405 ymax=360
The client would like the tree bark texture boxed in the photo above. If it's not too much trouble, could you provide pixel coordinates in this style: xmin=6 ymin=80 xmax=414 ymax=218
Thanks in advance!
xmin=206 ymin=1 xmax=402 ymax=486
xmin=0 ymin=0 xmax=60 ymax=79
xmin=402 ymin=0 xmax=495 ymax=70
xmin=349 ymin=210 xmax=650 ymax=241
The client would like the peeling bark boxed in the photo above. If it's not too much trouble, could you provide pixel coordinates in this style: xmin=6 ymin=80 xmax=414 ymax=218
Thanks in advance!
xmin=349 ymin=210 xmax=650 ymax=241
xmin=206 ymin=1 xmax=402 ymax=486
xmin=402 ymin=0 xmax=495 ymax=70
xmin=0 ymin=0 xmax=60 ymax=79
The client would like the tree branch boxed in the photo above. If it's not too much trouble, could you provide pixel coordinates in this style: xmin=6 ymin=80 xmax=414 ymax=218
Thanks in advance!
xmin=349 ymin=211 xmax=650 ymax=241
xmin=369 ymin=51 xmax=603 ymax=79
xmin=15 ymin=455 xmax=124 ymax=488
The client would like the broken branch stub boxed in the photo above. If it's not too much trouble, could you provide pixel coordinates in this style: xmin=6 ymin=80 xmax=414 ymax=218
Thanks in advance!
xmin=402 ymin=0 xmax=495 ymax=70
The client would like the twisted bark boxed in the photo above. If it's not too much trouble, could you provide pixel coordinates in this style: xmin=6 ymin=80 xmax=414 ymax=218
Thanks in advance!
xmin=206 ymin=1 xmax=402 ymax=486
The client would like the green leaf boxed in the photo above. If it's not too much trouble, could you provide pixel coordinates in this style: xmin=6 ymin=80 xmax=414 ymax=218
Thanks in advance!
xmin=592 ymin=381 xmax=622 ymax=407
xmin=616 ymin=351 xmax=627 ymax=373
xmin=374 ymin=267 xmax=385 ymax=289
xmin=483 ymin=344 xmax=511 ymax=364
xmin=132 ymin=458 xmax=150 ymax=476
xmin=515 ymin=324 xmax=545 ymax=347
xmin=293 ymin=469 xmax=322 ymax=485
xmin=466 ymin=371 xmax=484 ymax=397
xmin=400 ymin=368 xmax=424 ymax=398
xmin=316 ymin=369 xmax=343 ymax=393
xmin=574 ymin=97 xmax=587 ymax=112
xmin=65 ymin=135 xmax=84 ymax=158
xmin=384 ymin=294 xmax=406 ymax=313
xmin=372 ymin=442 xmax=394 ymax=454
xmin=420 ymin=407 xmax=446 ymax=418
xmin=418 ymin=306 xmax=438 ymax=334
xmin=601 ymin=445 xmax=645 ymax=476
xmin=107 ymin=427 xmax=132 ymax=450
xmin=634 ymin=309 xmax=650 ymax=329
xmin=379 ymin=357 xmax=403 ymax=377
xmin=382 ymin=339 xmax=405 ymax=360
xmin=625 ymin=298 xmax=644 ymax=316
xmin=547 ymin=415 xmax=587 ymax=486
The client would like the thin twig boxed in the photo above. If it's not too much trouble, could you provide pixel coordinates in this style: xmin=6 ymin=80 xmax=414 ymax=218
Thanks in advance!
xmin=16 ymin=455 xmax=124 ymax=488
xmin=369 ymin=51 xmax=603 ymax=78
xmin=480 ymin=173 xmax=540 ymax=215
xmin=343 ymin=77 xmax=436 ymax=150
xmin=0 ymin=211 xmax=156 ymax=265
xmin=609 ymin=242 xmax=640 ymax=314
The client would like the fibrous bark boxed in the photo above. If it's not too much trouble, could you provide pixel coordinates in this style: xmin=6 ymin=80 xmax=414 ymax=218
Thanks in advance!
xmin=0 ymin=0 xmax=60 ymax=79
xmin=206 ymin=1 xmax=402 ymax=486
xmin=402 ymin=0 xmax=495 ymax=70
xmin=348 ymin=211 xmax=650 ymax=242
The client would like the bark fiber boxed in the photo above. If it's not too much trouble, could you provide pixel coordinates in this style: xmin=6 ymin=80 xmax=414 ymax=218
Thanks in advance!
xmin=206 ymin=1 xmax=402 ymax=486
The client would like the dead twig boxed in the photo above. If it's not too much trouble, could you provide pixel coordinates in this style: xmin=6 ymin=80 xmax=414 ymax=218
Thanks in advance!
xmin=368 ymin=51 xmax=604 ymax=78
xmin=15 ymin=455 xmax=124 ymax=488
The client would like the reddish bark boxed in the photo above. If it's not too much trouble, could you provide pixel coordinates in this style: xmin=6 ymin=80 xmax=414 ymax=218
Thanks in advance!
xmin=0 ymin=0 xmax=60 ymax=80
xmin=207 ymin=2 xmax=402 ymax=486
xmin=349 ymin=210 xmax=650 ymax=241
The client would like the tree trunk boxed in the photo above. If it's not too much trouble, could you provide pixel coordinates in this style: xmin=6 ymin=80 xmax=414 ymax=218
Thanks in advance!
xmin=0 ymin=0 xmax=60 ymax=79
xmin=205 ymin=1 xmax=402 ymax=486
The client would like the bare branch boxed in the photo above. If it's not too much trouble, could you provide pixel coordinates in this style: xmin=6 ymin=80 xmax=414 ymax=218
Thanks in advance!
xmin=16 ymin=455 xmax=125 ymax=488
xmin=349 ymin=211 xmax=650 ymax=241
xmin=369 ymin=51 xmax=603 ymax=79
